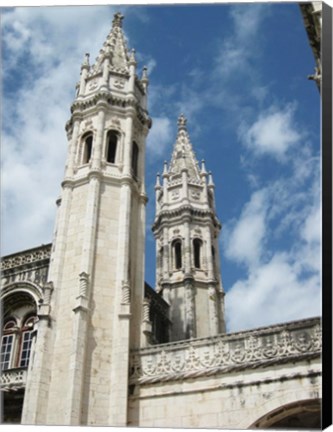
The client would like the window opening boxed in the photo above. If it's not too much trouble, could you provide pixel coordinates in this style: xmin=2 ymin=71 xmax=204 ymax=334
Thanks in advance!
xmin=193 ymin=238 xmax=202 ymax=269
xmin=173 ymin=240 xmax=182 ymax=270
xmin=83 ymin=134 xmax=93 ymax=163
xmin=107 ymin=131 xmax=118 ymax=163
xmin=132 ymin=141 xmax=139 ymax=179
xmin=1 ymin=334 xmax=14 ymax=371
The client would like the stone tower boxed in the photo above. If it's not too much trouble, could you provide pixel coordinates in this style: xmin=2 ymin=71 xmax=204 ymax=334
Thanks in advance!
xmin=21 ymin=13 xmax=151 ymax=426
xmin=152 ymin=115 xmax=225 ymax=341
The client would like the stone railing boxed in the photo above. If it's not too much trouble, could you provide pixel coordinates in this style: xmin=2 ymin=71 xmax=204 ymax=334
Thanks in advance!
xmin=0 ymin=368 xmax=27 ymax=391
xmin=129 ymin=317 xmax=321 ymax=384
xmin=1 ymin=244 xmax=52 ymax=271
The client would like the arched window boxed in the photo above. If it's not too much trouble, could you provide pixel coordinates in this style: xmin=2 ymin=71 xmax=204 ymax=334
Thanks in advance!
xmin=83 ymin=133 xmax=93 ymax=164
xmin=173 ymin=240 xmax=182 ymax=270
xmin=1 ymin=315 xmax=36 ymax=371
xmin=106 ymin=130 xmax=118 ymax=163
xmin=1 ymin=320 xmax=16 ymax=371
xmin=19 ymin=316 xmax=35 ymax=368
xmin=193 ymin=238 xmax=202 ymax=269
xmin=131 ymin=141 xmax=139 ymax=179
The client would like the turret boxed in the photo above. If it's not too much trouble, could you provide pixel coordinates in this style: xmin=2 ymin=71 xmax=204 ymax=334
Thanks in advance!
xmin=152 ymin=115 xmax=225 ymax=342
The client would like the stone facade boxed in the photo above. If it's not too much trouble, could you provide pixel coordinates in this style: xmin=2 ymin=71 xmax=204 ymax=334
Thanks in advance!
xmin=1 ymin=13 xmax=321 ymax=428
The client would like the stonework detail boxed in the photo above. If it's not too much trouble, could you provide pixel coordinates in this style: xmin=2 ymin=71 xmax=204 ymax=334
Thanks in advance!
xmin=129 ymin=318 xmax=321 ymax=384
xmin=0 ymin=368 xmax=27 ymax=392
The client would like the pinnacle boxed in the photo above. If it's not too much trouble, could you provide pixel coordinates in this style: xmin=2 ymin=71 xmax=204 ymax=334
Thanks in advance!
xmin=168 ymin=115 xmax=200 ymax=181
xmin=112 ymin=12 xmax=124 ymax=28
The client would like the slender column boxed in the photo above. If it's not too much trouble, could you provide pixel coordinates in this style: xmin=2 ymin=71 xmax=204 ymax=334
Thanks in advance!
xmin=21 ymin=284 xmax=53 ymax=424
xmin=123 ymin=116 xmax=134 ymax=175
xmin=182 ymin=167 xmax=188 ymax=201
xmin=91 ymin=108 xmax=106 ymax=170
xmin=66 ymin=118 xmax=80 ymax=177
xmin=163 ymin=227 xmax=169 ymax=278
xmin=184 ymin=220 xmax=191 ymax=274
xmin=185 ymin=278 xmax=196 ymax=339
xmin=78 ymin=53 xmax=90 ymax=96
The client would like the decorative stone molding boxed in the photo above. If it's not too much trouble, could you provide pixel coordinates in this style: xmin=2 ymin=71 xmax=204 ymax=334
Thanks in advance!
xmin=0 ymin=368 xmax=27 ymax=392
xmin=121 ymin=280 xmax=131 ymax=305
xmin=129 ymin=318 xmax=321 ymax=384
xmin=1 ymin=244 xmax=52 ymax=271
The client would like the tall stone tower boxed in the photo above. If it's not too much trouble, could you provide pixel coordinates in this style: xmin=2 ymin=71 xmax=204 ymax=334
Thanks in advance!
xmin=21 ymin=13 xmax=151 ymax=426
xmin=152 ymin=115 xmax=225 ymax=341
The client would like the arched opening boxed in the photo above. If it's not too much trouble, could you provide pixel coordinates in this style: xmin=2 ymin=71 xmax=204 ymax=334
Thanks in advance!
xmin=250 ymin=399 xmax=321 ymax=429
xmin=193 ymin=238 xmax=202 ymax=269
xmin=106 ymin=130 xmax=118 ymax=163
xmin=131 ymin=141 xmax=139 ymax=179
xmin=82 ymin=133 xmax=93 ymax=164
xmin=173 ymin=240 xmax=182 ymax=270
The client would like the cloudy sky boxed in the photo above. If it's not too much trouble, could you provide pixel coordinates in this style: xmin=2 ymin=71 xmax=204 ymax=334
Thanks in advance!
xmin=1 ymin=2 xmax=321 ymax=332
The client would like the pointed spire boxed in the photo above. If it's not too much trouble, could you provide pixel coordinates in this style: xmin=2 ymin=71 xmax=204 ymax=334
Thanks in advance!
xmin=177 ymin=113 xmax=187 ymax=132
xmin=168 ymin=115 xmax=200 ymax=181
xmin=112 ymin=12 xmax=124 ymax=28
xmin=92 ymin=12 xmax=130 ymax=73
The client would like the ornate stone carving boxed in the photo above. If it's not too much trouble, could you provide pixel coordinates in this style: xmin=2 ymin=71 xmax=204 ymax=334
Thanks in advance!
xmin=129 ymin=318 xmax=321 ymax=384
xmin=1 ymin=245 xmax=52 ymax=271
xmin=191 ymin=190 xmax=200 ymax=200
xmin=113 ymin=78 xmax=125 ymax=89
xmin=0 ymin=368 xmax=27 ymax=392
xmin=121 ymin=280 xmax=131 ymax=305
xmin=171 ymin=190 xmax=180 ymax=200
xmin=87 ymin=78 xmax=99 ymax=91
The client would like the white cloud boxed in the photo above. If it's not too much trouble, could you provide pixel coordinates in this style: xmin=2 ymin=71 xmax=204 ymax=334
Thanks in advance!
xmin=146 ymin=117 xmax=173 ymax=161
xmin=240 ymin=104 xmax=302 ymax=161
xmin=225 ymin=251 xmax=321 ymax=332
xmin=1 ymin=6 xmax=128 ymax=255
xmin=225 ymin=189 xmax=267 ymax=267
xmin=224 ymin=155 xmax=321 ymax=332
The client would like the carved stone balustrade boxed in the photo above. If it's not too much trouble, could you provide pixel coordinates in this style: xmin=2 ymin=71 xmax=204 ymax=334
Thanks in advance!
xmin=129 ymin=317 xmax=321 ymax=384
xmin=0 ymin=368 xmax=27 ymax=392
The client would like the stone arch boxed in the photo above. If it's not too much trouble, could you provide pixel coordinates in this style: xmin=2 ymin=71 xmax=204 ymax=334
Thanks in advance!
xmin=1 ymin=281 xmax=43 ymax=318
xmin=249 ymin=398 xmax=321 ymax=429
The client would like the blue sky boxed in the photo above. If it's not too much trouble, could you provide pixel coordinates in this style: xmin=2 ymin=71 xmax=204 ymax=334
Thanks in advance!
xmin=1 ymin=2 xmax=321 ymax=332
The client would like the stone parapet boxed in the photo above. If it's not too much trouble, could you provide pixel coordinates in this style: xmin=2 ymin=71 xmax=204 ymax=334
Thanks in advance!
xmin=129 ymin=317 xmax=321 ymax=384
xmin=0 ymin=368 xmax=27 ymax=391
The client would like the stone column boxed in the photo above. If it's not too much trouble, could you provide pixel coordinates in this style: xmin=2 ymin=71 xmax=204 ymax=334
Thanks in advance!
xmin=66 ymin=117 xmax=81 ymax=178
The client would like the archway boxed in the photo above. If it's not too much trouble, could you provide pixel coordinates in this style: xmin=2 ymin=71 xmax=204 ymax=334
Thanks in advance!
xmin=250 ymin=399 xmax=321 ymax=429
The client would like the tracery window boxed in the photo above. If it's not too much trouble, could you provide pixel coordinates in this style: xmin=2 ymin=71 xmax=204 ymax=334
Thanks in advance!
xmin=193 ymin=238 xmax=202 ymax=269
xmin=106 ymin=130 xmax=118 ymax=163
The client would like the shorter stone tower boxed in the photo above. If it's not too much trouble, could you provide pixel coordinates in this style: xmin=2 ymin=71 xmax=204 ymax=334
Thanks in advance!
xmin=152 ymin=115 xmax=225 ymax=341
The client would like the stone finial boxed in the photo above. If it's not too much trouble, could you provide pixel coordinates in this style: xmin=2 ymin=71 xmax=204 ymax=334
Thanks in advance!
xmin=81 ymin=53 xmax=90 ymax=69
xmin=208 ymin=171 xmax=215 ymax=187
xmin=163 ymin=161 xmax=168 ymax=175
xmin=141 ymin=66 xmax=149 ymax=84
xmin=177 ymin=113 xmax=187 ymax=131
xmin=112 ymin=12 xmax=124 ymax=28
xmin=200 ymin=159 xmax=207 ymax=175
xmin=129 ymin=48 xmax=136 ymax=65
xmin=155 ymin=173 xmax=161 ymax=188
